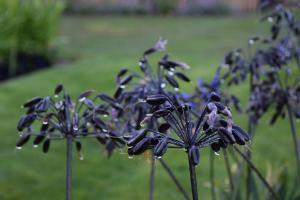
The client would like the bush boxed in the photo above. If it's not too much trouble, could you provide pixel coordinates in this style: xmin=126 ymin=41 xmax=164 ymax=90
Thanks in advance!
xmin=0 ymin=0 xmax=65 ymax=77
xmin=185 ymin=2 xmax=232 ymax=16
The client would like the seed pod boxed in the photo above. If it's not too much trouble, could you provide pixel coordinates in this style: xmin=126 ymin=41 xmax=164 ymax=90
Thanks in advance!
xmin=22 ymin=97 xmax=43 ymax=108
xmin=84 ymin=99 xmax=94 ymax=110
xmin=110 ymin=102 xmax=124 ymax=111
xmin=175 ymin=72 xmax=190 ymax=82
xmin=33 ymin=133 xmax=45 ymax=145
xmin=127 ymin=129 xmax=149 ymax=147
xmin=116 ymin=68 xmax=128 ymax=83
xmin=17 ymin=114 xmax=36 ymax=132
xmin=154 ymin=137 xmax=168 ymax=157
xmin=210 ymin=92 xmax=221 ymax=102
xmin=114 ymin=86 xmax=123 ymax=99
xmin=232 ymin=125 xmax=250 ymax=141
xmin=203 ymin=121 xmax=210 ymax=131
xmin=73 ymin=113 xmax=79 ymax=130
xmin=211 ymin=142 xmax=220 ymax=152
xmin=26 ymin=106 xmax=35 ymax=114
xmin=204 ymin=127 xmax=214 ymax=135
xmin=40 ymin=97 xmax=51 ymax=112
xmin=41 ymin=123 xmax=49 ymax=132
xmin=165 ymin=105 xmax=175 ymax=112
xmin=54 ymin=83 xmax=63 ymax=96
xmin=16 ymin=134 xmax=30 ymax=147
xmin=98 ymin=93 xmax=116 ymax=104
xmin=218 ymin=119 xmax=228 ymax=127
xmin=133 ymin=137 xmax=151 ymax=155
xmin=128 ymin=147 xmax=134 ymax=157
xmin=34 ymin=101 xmax=44 ymax=112
xmin=149 ymin=105 xmax=161 ymax=113
xmin=96 ymin=136 xmax=107 ymax=145
xmin=79 ymin=90 xmax=95 ymax=99
xmin=232 ymin=129 xmax=246 ymax=146
xmin=94 ymin=117 xmax=108 ymax=130
xmin=119 ymin=75 xmax=133 ymax=86
xmin=144 ymin=47 xmax=156 ymax=55
xmin=153 ymin=110 xmax=170 ymax=118
xmin=94 ymin=109 xmax=109 ymax=116
xmin=165 ymin=75 xmax=179 ymax=89
xmin=158 ymin=122 xmax=170 ymax=133
xmin=218 ymin=127 xmax=236 ymax=144
xmin=146 ymin=95 xmax=167 ymax=106
xmin=123 ymin=132 xmax=136 ymax=141
xmin=43 ymin=139 xmax=50 ymax=153
xmin=218 ymin=138 xmax=227 ymax=149
xmin=188 ymin=146 xmax=200 ymax=166
xmin=110 ymin=131 xmax=126 ymax=145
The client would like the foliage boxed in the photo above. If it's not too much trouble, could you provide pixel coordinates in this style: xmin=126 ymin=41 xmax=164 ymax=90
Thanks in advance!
xmin=0 ymin=0 xmax=65 ymax=75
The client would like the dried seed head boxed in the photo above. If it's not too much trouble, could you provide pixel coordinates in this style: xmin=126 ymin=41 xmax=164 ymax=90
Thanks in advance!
xmin=94 ymin=117 xmax=108 ymax=130
xmin=232 ymin=129 xmax=246 ymax=146
xmin=149 ymin=105 xmax=162 ymax=113
xmin=110 ymin=102 xmax=124 ymax=111
xmin=165 ymin=74 xmax=179 ymax=90
xmin=232 ymin=125 xmax=250 ymax=141
xmin=218 ymin=138 xmax=227 ymax=149
xmin=79 ymin=90 xmax=95 ymax=99
xmin=113 ymin=86 xmax=123 ymax=99
xmin=98 ymin=93 xmax=116 ymax=104
xmin=152 ymin=110 xmax=170 ymax=118
xmin=123 ymin=132 xmax=136 ymax=141
xmin=119 ymin=75 xmax=133 ymax=86
xmin=218 ymin=127 xmax=236 ymax=144
xmin=175 ymin=72 xmax=191 ymax=82
xmin=17 ymin=114 xmax=36 ymax=132
xmin=84 ymin=99 xmax=94 ymax=110
xmin=33 ymin=133 xmax=45 ymax=145
xmin=127 ymin=129 xmax=149 ymax=147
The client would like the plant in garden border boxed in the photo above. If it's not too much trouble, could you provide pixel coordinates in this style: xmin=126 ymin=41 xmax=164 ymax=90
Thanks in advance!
xmin=16 ymin=83 xmax=127 ymax=200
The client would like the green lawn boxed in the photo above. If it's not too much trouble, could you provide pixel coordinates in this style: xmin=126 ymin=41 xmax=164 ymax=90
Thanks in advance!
xmin=0 ymin=15 xmax=299 ymax=200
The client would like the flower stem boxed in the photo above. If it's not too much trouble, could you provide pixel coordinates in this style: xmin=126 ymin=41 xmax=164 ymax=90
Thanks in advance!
xmin=159 ymin=158 xmax=191 ymax=200
xmin=210 ymin=150 xmax=216 ymax=200
xmin=287 ymin=102 xmax=300 ymax=183
xmin=188 ymin=157 xmax=198 ymax=200
xmin=149 ymin=151 xmax=156 ymax=200
xmin=223 ymin=149 xmax=234 ymax=194
xmin=66 ymin=135 xmax=72 ymax=200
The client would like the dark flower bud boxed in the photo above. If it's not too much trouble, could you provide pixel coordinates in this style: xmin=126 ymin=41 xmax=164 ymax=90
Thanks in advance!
xmin=75 ymin=141 xmax=84 ymax=159
xmin=113 ymin=86 xmax=123 ymax=99
xmin=177 ymin=103 xmax=192 ymax=114
xmin=165 ymin=105 xmax=175 ymax=112
xmin=16 ymin=134 xmax=30 ymax=148
xmin=43 ymin=139 xmax=50 ymax=153
xmin=158 ymin=122 xmax=170 ymax=133
xmin=154 ymin=137 xmax=168 ymax=157
xmin=211 ymin=142 xmax=220 ymax=152
xmin=127 ymin=129 xmax=149 ymax=147
xmin=116 ymin=68 xmax=128 ymax=83
xmin=94 ymin=117 xmax=108 ymax=130
xmin=218 ymin=119 xmax=228 ymax=127
xmin=17 ymin=114 xmax=36 ymax=132
xmin=218 ymin=127 xmax=236 ymax=144
xmin=132 ymin=137 xmax=151 ymax=155
xmin=127 ymin=147 xmax=134 ymax=158
xmin=98 ymin=93 xmax=116 ymax=104
xmin=139 ymin=56 xmax=147 ymax=64
xmin=84 ymin=99 xmax=94 ymax=110
xmin=79 ymin=90 xmax=95 ymax=99
xmin=54 ymin=83 xmax=63 ymax=97
xmin=119 ymin=75 xmax=133 ymax=86
xmin=188 ymin=146 xmax=200 ymax=166
xmin=149 ymin=105 xmax=161 ymax=113
xmin=33 ymin=133 xmax=45 ymax=146
xmin=26 ymin=106 xmax=35 ymax=114
xmin=218 ymin=139 xmax=227 ymax=149
xmin=96 ymin=136 xmax=107 ymax=145
xmin=249 ymin=36 xmax=260 ymax=42
xmin=153 ymin=110 xmax=170 ymax=118
xmin=110 ymin=102 xmax=124 ymax=111
xmin=110 ymin=131 xmax=126 ymax=145
xmin=39 ymin=97 xmax=50 ymax=112
xmin=232 ymin=129 xmax=246 ymax=146
xmin=22 ymin=97 xmax=43 ymax=108
xmin=72 ymin=113 xmax=79 ymax=130
xmin=210 ymin=92 xmax=221 ymax=102
xmin=40 ymin=123 xmax=49 ymax=132
xmin=175 ymin=72 xmax=191 ymax=82
xmin=203 ymin=121 xmax=210 ymax=131
xmin=123 ymin=132 xmax=136 ymax=141
xmin=146 ymin=95 xmax=167 ymax=105
xmin=165 ymin=75 xmax=179 ymax=90
xmin=144 ymin=47 xmax=156 ymax=55
xmin=232 ymin=125 xmax=250 ymax=141
xmin=94 ymin=109 xmax=109 ymax=116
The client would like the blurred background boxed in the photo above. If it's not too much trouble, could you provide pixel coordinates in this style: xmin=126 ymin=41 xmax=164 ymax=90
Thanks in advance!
xmin=0 ymin=0 xmax=299 ymax=199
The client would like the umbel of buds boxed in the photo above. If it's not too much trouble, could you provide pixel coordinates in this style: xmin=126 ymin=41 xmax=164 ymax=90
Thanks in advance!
xmin=124 ymin=92 xmax=250 ymax=165
xmin=16 ymin=83 xmax=126 ymax=158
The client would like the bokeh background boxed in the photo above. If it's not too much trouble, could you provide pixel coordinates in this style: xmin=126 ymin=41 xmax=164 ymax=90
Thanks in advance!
xmin=0 ymin=0 xmax=299 ymax=199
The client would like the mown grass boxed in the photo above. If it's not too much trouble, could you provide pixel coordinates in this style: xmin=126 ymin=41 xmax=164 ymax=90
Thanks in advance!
xmin=0 ymin=15 xmax=299 ymax=200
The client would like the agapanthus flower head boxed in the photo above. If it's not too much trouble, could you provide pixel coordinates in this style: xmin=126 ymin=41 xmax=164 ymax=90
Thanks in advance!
xmin=124 ymin=92 xmax=250 ymax=165
xmin=16 ymin=84 xmax=127 ymax=158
